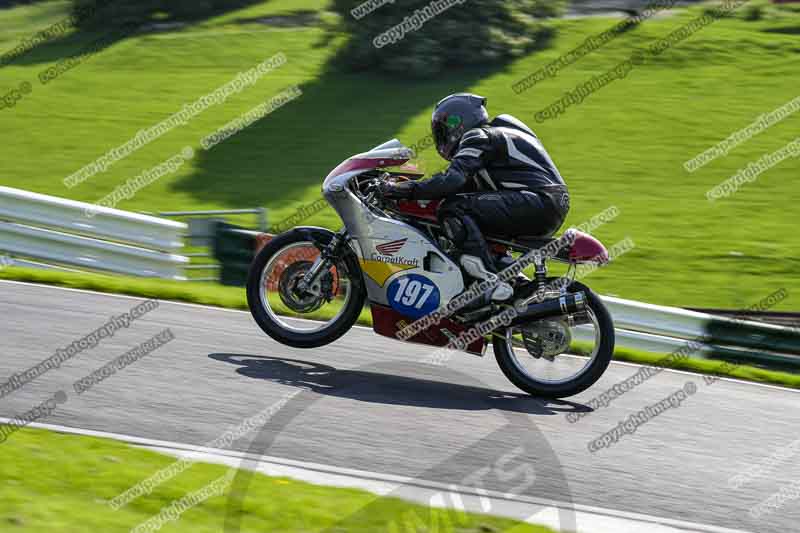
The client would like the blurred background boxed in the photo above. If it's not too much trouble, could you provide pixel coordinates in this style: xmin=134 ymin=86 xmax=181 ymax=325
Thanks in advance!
xmin=0 ymin=0 xmax=797 ymax=307
xmin=2 ymin=3 xmax=800 ymax=533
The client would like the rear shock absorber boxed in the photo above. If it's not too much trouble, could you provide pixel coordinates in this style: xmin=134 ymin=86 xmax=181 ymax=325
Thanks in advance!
xmin=533 ymin=257 xmax=548 ymax=288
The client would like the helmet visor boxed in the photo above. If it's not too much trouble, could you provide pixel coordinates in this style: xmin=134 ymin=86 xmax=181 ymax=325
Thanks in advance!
xmin=432 ymin=113 xmax=463 ymax=160
xmin=432 ymin=119 xmax=450 ymax=159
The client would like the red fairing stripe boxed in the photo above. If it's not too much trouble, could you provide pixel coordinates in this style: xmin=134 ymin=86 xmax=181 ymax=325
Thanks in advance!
xmin=369 ymin=303 xmax=485 ymax=356
xmin=326 ymin=157 xmax=410 ymax=179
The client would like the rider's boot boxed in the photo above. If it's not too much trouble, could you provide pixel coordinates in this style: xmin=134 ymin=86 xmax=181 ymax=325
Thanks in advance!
xmin=446 ymin=215 xmax=513 ymax=302
xmin=460 ymin=255 xmax=513 ymax=302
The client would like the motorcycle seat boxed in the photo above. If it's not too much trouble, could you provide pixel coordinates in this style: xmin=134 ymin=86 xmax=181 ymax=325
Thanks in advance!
xmin=511 ymin=235 xmax=557 ymax=248
xmin=489 ymin=234 xmax=572 ymax=262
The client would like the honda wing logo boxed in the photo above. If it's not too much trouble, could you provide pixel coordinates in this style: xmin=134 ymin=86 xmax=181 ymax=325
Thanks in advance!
xmin=371 ymin=238 xmax=419 ymax=267
xmin=376 ymin=238 xmax=407 ymax=256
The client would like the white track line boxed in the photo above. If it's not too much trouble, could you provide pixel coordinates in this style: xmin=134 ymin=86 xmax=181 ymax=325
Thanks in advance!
xmin=1 ymin=279 xmax=797 ymax=394
xmin=0 ymin=419 xmax=753 ymax=533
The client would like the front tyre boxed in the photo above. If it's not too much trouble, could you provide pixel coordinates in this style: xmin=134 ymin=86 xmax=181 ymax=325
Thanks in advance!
xmin=493 ymin=280 xmax=614 ymax=398
xmin=246 ymin=228 xmax=366 ymax=349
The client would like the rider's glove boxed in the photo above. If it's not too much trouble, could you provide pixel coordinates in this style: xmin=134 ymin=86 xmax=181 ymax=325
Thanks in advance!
xmin=379 ymin=180 xmax=416 ymax=200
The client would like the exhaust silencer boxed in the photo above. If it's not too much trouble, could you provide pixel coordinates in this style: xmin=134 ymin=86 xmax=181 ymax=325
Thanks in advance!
xmin=511 ymin=291 xmax=587 ymax=326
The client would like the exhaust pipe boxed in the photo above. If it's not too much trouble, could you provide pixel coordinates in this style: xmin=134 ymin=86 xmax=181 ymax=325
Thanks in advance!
xmin=511 ymin=291 xmax=587 ymax=326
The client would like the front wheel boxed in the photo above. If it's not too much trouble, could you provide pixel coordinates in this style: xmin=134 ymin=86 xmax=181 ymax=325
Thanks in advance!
xmin=493 ymin=280 xmax=614 ymax=398
xmin=246 ymin=228 xmax=366 ymax=348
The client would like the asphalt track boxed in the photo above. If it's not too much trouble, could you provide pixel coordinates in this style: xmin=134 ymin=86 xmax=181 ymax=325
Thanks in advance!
xmin=2 ymin=280 xmax=799 ymax=532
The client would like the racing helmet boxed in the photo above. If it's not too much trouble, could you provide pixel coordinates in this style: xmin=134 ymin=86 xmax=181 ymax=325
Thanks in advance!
xmin=431 ymin=93 xmax=489 ymax=161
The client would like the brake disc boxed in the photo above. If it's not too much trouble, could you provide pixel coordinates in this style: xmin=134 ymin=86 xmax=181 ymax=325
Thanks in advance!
xmin=277 ymin=261 xmax=334 ymax=313
xmin=520 ymin=319 xmax=572 ymax=361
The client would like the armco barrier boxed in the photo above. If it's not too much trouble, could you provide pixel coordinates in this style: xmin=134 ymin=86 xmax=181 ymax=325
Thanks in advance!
xmin=601 ymin=296 xmax=800 ymax=358
xmin=0 ymin=186 xmax=184 ymax=251
xmin=0 ymin=186 xmax=187 ymax=279
xmin=572 ymin=326 xmax=800 ymax=369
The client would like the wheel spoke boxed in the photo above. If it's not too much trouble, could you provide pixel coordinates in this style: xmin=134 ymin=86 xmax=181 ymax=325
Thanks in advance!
xmin=258 ymin=242 xmax=352 ymax=333
xmin=502 ymin=309 xmax=602 ymax=386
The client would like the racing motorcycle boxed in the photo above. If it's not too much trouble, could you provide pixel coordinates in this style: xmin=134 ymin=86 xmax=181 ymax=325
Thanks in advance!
xmin=246 ymin=139 xmax=615 ymax=398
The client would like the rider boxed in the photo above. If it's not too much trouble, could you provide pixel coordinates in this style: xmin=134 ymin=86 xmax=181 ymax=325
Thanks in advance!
xmin=380 ymin=93 xmax=570 ymax=301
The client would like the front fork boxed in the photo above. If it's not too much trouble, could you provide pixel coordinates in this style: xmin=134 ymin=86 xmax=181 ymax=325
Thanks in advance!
xmin=296 ymin=229 xmax=349 ymax=297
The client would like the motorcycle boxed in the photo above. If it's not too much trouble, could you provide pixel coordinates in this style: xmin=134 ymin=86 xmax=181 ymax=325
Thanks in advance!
xmin=246 ymin=139 xmax=615 ymax=398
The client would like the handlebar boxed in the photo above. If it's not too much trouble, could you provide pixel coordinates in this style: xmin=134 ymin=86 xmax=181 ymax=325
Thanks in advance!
xmin=358 ymin=172 xmax=415 ymax=208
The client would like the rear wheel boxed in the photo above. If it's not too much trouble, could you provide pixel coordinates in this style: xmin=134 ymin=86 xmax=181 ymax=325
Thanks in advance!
xmin=492 ymin=280 xmax=614 ymax=398
xmin=246 ymin=228 xmax=366 ymax=348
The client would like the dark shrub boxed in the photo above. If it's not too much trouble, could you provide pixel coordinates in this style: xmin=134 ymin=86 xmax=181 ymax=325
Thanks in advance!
xmin=71 ymin=0 xmax=253 ymax=28
xmin=330 ymin=0 xmax=564 ymax=78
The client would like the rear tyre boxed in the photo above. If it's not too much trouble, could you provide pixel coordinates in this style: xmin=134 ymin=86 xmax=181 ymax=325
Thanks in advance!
xmin=493 ymin=280 xmax=614 ymax=398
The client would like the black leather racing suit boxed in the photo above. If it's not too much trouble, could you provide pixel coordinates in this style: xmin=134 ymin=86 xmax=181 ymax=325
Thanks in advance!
xmin=413 ymin=114 xmax=570 ymax=270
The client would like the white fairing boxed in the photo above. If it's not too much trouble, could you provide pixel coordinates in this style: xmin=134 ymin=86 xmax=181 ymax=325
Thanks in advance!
xmin=369 ymin=139 xmax=406 ymax=151
xmin=322 ymin=140 xmax=464 ymax=311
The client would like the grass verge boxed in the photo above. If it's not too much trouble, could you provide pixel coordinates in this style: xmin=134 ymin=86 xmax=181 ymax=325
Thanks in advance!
xmin=1 ymin=267 xmax=797 ymax=389
xmin=610 ymin=345 xmax=800 ymax=388
xmin=1 ymin=2 xmax=799 ymax=309
xmin=0 ymin=427 xmax=556 ymax=532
